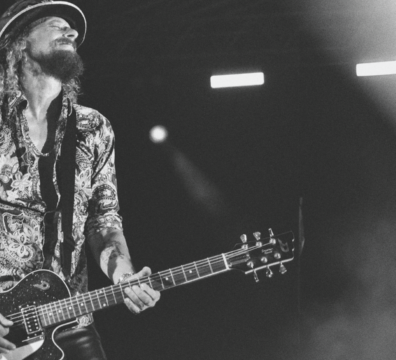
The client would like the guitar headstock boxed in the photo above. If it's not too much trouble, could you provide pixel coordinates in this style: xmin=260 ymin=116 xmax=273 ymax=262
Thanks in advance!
xmin=226 ymin=229 xmax=294 ymax=282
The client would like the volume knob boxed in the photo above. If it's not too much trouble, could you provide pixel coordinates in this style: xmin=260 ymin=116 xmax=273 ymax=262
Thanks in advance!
xmin=247 ymin=261 xmax=255 ymax=269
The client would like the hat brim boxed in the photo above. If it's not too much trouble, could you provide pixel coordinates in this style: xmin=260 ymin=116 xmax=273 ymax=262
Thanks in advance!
xmin=0 ymin=2 xmax=86 ymax=47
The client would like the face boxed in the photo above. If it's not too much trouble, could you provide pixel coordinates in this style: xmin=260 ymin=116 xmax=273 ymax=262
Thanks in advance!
xmin=24 ymin=17 xmax=79 ymax=56
xmin=22 ymin=17 xmax=84 ymax=82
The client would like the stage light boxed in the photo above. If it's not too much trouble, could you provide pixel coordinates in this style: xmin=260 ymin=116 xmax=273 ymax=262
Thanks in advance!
xmin=356 ymin=61 xmax=396 ymax=77
xmin=149 ymin=125 xmax=168 ymax=143
xmin=210 ymin=72 xmax=264 ymax=88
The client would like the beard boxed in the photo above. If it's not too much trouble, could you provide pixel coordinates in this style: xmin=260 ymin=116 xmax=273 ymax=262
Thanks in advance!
xmin=26 ymin=40 xmax=84 ymax=83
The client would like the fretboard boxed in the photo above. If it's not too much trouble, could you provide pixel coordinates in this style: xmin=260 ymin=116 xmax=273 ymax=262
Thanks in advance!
xmin=38 ymin=254 xmax=229 ymax=327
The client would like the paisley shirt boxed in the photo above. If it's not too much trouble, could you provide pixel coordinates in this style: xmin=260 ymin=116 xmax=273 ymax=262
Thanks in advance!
xmin=0 ymin=91 xmax=123 ymax=296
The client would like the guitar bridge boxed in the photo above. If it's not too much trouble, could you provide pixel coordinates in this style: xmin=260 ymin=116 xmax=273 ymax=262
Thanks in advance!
xmin=21 ymin=305 xmax=42 ymax=335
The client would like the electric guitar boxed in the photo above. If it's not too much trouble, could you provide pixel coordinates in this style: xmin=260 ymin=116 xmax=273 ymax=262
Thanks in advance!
xmin=0 ymin=229 xmax=294 ymax=360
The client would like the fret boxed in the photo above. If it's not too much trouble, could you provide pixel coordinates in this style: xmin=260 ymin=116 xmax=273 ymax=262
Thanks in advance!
xmin=40 ymin=304 xmax=50 ymax=327
xmin=78 ymin=295 xmax=89 ymax=316
xmin=207 ymin=258 xmax=213 ymax=273
xmin=182 ymin=263 xmax=199 ymax=282
xmin=197 ymin=259 xmax=212 ymax=277
xmin=61 ymin=299 xmax=69 ymax=320
xmin=144 ymin=276 xmax=159 ymax=292
xmin=95 ymin=290 xmax=102 ymax=310
xmin=170 ymin=268 xmax=185 ymax=286
xmin=210 ymin=256 xmax=228 ymax=273
xmin=221 ymin=253 xmax=230 ymax=270
xmin=193 ymin=262 xmax=200 ymax=278
xmin=74 ymin=294 xmax=82 ymax=316
xmin=65 ymin=298 xmax=75 ymax=320
xmin=179 ymin=266 xmax=188 ymax=282
xmin=105 ymin=286 xmax=118 ymax=306
xmin=159 ymin=271 xmax=174 ymax=289
xmin=86 ymin=292 xmax=95 ymax=312
xmin=150 ymin=277 xmax=163 ymax=291
xmin=46 ymin=304 xmax=53 ymax=325
xmin=55 ymin=301 xmax=65 ymax=322
xmin=99 ymin=289 xmax=109 ymax=308
xmin=117 ymin=284 xmax=127 ymax=303
xmin=153 ymin=273 xmax=165 ymax=291
xmin=118 ymin=284 xmax=126 ymax=301
xmin=110 ymin=285 xmax=118 ymax=305
xmin=71 ymin=296 xmax=81 ymax=316
xmin=60 ymin=301 xmax=67 ymax=321
xmin=38 ymin=305 xmax=46 ymax=327
xmin=93 ymin=290 xmax=102 ymax=310
xmin=48 ymin=301 xmax=59 ymax=325
xmin=51 ymin=301 xmax=60 ymax=323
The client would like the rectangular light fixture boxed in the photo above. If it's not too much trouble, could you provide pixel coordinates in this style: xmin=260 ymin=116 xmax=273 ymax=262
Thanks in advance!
xmin=210 ymin=72 xmax=264 ymax=88
xmin=356 ymin=61 xmax=396 ymax=77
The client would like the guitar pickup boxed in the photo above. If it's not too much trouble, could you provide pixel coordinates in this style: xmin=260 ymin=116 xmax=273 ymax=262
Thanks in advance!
xmin=21 ymin=306 xmax=42 ymax=335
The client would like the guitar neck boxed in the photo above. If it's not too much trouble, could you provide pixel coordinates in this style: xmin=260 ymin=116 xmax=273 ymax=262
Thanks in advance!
xmin=39 ymin=254 xmax=229 ymax=327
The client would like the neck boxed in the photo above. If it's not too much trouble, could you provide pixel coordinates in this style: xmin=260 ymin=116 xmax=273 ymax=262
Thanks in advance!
xmin=21 ymin=61 xmax=62 ymax=122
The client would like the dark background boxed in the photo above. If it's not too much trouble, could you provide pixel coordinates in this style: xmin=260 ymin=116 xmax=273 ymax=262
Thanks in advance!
xmin=5 ymin=1 xmax=396 ymax=359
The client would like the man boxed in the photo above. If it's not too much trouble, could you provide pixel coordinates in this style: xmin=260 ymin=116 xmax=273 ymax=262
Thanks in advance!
xmin=0 ymin=1 xmax=160 ymax=359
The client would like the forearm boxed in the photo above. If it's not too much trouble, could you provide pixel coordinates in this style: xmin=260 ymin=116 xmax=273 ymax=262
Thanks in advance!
xmin=88 ymin=228 xmax=135 ymax=284
xmin=88 ymin=228 xmax=161 ymax=314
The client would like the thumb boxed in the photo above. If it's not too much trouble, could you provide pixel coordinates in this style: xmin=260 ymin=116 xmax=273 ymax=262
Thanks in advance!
xmin=136 ymin=266 xmax=152 ymax=278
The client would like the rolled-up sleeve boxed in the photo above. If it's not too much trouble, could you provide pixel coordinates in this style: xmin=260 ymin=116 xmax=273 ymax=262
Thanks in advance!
xmin=85 ymin=115 xmax=123 ymax=237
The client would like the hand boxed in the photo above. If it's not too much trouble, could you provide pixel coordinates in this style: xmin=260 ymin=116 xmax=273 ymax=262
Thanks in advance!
xmin=123 ymin=267 xmax=161 ymax=314
xmin=0 ymin=314 xmax=15 ymax=354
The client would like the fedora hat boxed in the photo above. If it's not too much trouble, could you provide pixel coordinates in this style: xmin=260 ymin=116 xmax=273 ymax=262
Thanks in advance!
xmin=0 ymin=0 xmax=86 ymax=47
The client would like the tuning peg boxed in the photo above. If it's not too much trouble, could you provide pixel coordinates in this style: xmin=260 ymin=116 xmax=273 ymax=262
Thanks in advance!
xmin=247 ymin=261 xmax=255 ymax=269
xmin=266 ymin=267 xmax=273 ymax=278
xmin=279 ymin=263 xmax=287 ymax=274
xmin=253 ymin=232 xmax=261 ymax=240
xmin=268 ymin=228 xmax=276 ymax=245
xmin=253 ymin=232 xmax=262 ymax=247
xmin=240 ymin=234 xmax=247 ymax=243
xmin=253 ymin=271 xmax=260 ymax=283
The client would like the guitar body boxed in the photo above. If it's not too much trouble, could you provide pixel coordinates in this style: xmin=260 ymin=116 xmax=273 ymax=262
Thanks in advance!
xmin=1 ymin=270 xmax=75 ymax=360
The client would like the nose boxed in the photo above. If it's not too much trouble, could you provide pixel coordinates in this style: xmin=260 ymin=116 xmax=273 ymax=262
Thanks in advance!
xmin=64 ymin=27 xmax=78 ymax=41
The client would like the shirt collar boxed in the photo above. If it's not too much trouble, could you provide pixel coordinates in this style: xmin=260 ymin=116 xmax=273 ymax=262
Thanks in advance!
xmin=8 ymin=88 xmax=73 ymax=118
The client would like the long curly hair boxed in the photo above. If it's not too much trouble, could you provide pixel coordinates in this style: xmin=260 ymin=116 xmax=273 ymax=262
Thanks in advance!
xmin=0 ymin=17 xmax=81 ymax=107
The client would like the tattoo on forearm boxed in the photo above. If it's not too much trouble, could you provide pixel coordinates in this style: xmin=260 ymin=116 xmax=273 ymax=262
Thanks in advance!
xmin=100 ymin=242 xmax=130 ymax=281
xmin=100 ymin=244 xmax=122 ymax=265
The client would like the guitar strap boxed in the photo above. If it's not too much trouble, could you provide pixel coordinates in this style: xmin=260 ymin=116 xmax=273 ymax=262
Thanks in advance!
xmin=58 ymin=105 xmax=77 ymax=279
xmin=42 ymin=104 xmax=76 ymax=280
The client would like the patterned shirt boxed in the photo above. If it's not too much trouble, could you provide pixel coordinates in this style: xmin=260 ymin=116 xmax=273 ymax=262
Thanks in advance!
xmin=0 ymin=90 xmax=123 ymax=296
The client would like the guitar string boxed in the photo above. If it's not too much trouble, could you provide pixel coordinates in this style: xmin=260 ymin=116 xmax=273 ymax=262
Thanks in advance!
xmin=6 ymin=245 xmax=262 ymax=326
xmin=12 ymin=232 xmax=289 ymax=324
xmin=6 ymin=244 xmax=268 ymax=326
xmin=7 ymin=253 xmax=231 ymax=325
xmin=6 ymin=245 xmax=265 ymax=325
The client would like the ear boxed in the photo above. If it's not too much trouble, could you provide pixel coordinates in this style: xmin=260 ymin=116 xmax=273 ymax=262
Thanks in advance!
xmin=19 ymin=39 xmax=27 ymax=51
